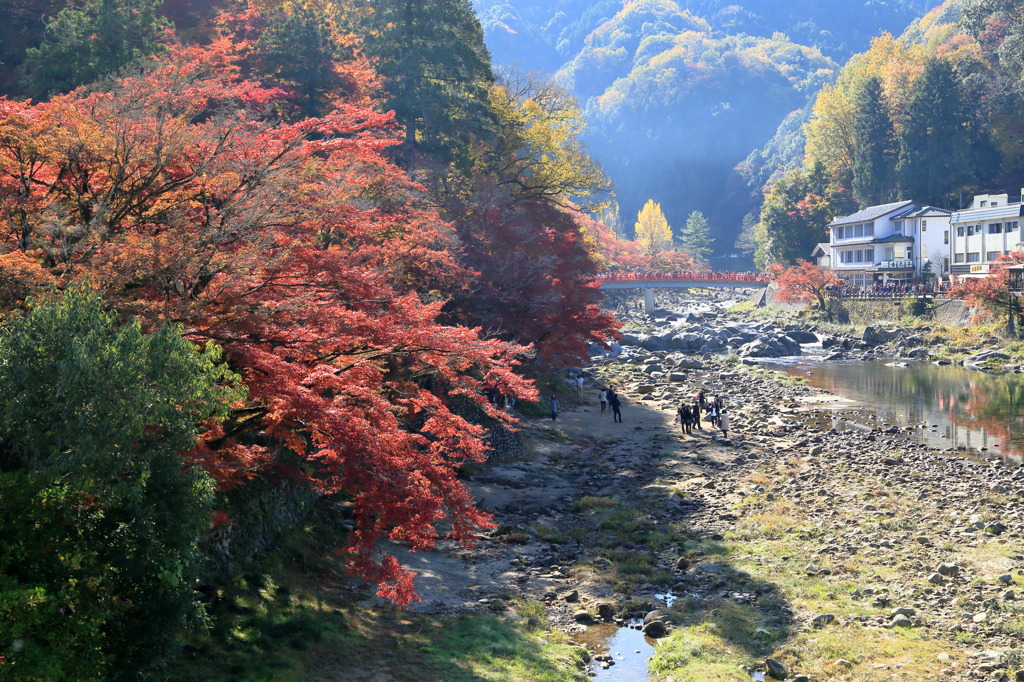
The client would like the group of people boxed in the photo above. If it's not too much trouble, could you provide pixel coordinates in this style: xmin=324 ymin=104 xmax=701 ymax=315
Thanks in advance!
xmin=550 ymin=384 xmax=622 ymax=423
xmin=551 ymin=382 xmax=730 ymax=439
xmin=597 ymin=387 xmax=623 ymax=422
xmin=675 ymin=390 xmax=729 ymax=438
xmin=829 ymin=282 xmax=949 ymax=298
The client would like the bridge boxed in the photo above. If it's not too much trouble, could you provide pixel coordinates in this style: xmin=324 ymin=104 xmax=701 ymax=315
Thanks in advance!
xmin=596 ymin=272 xmax=770 ymax=313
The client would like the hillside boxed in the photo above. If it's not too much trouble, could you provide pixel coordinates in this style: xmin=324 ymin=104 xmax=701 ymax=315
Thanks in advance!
xmin=475 ymin=0 xmax=939 ymax=258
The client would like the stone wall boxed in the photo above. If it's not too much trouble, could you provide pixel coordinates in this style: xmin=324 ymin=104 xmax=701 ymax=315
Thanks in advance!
xmin=839 ymin=297 xmax=974 ymax=327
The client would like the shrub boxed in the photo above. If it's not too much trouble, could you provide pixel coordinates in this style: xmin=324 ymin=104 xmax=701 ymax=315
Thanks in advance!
xmin=0 ymin=289 xmax=242 ymax=679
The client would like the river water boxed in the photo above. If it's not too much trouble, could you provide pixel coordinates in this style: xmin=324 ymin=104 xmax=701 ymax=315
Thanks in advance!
xmin=762 ymin=356 xmax=1024 ymax=465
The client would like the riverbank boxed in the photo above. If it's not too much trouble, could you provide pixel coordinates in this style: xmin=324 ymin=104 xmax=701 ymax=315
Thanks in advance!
xmin=172 ymin=299 xmax=1024 ymax=681
xmin=389 ymin=346 xmax=1024 ymax=681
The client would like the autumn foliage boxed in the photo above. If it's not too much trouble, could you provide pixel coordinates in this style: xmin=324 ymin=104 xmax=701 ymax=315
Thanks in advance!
xmin=951 ymin=250 xmax=1024 ymax=336
xmin=0 ymin=42 xmax=545 ymax=604
xmin=769 ymin=259 xmax=844 ymax=315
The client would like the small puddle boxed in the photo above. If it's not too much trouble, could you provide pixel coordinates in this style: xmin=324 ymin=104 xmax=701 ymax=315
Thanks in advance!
xmin=570 ymin=593 xmax=679 ymax=680
xmin=572 ymin=622 xmax=655 ymax=681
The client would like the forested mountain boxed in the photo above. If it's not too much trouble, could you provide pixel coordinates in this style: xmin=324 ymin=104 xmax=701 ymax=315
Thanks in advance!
xmin=474 ymin=0 xmax=938 ymax=260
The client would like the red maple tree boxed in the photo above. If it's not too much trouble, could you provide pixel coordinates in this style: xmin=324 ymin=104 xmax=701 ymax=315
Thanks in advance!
xmin=0 ymin=42 xmax=536 ymax=604
xmin=769 ymin=259 xmax=844 ymax=316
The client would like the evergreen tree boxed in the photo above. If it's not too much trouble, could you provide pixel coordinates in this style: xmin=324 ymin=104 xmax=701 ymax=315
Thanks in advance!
xmin=680 ymin=210 xmax=714 ymax=263
xmin=734 ymin=212 xmax=758 ymax=257
xmin=257 ymin=4 xmax=343 ymax=118
xmin=361 ymin=0 xmax=495 ymax=164
xmin=897 ymin=59 xmax=972 ymax=205
xmin=634 ymin=199 xmax=673 ymax=255
xmin=851 ymin=77 xmax=897 ymax=207
xmin=20 ymin=0 xmax=170 ymax=98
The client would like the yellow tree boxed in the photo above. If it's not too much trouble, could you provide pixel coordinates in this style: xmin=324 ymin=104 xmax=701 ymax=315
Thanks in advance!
xmin=634 ymin=199 xmax=672 ymax=255
xmin=485 ymin=73 xmax=612 ymax=211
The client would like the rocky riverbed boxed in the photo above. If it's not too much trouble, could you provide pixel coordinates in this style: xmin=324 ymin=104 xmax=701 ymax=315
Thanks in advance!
xmin=379 ymin=301 xmax=1024 ymax=681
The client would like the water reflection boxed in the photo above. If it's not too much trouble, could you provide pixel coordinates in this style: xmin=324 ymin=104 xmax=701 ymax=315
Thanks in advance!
xmin=766 ymin=359 xmax=1024 ymax=464
xmin=572 ymin=623 xmax=655 ymax=681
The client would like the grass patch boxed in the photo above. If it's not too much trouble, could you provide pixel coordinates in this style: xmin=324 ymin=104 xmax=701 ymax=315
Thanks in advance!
xmin=571 ymin=495 xmax=619 ymax=511
xmin=533 ymin=523 xmax=567 ymax=544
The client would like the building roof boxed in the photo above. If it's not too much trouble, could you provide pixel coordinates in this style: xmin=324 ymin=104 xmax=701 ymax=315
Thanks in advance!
xmin=811 ymin=243 xmax=829 ymax=257
xmin=872 ymin=234 xmax=915 ymax=244
xmin=895 ymin=206 xmax=952 ymax=219
xmin=950 ymin=203 xmax=1024 ymax=224
xmin=829 ymin=201 xmax=915 ymax=227
xmin=832 ymin=234 xmax=915 ymax=247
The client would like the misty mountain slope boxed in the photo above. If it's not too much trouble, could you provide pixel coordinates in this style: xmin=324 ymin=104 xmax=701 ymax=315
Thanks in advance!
xmin=474 ymin=0 xmax=939 ymax=257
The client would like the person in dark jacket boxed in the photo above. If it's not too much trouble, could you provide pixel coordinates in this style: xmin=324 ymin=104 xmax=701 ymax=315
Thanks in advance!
xmin=608 ymin=390 xmax=622 ymax=423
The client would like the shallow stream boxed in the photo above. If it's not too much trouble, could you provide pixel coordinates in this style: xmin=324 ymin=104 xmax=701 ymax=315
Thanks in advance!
xmin=761 ymin=356 xmax=1024 ymax=465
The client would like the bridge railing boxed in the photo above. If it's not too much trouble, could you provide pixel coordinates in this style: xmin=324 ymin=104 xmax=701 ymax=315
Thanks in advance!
xmin=596 ymin=271 xmax=771 ymax=284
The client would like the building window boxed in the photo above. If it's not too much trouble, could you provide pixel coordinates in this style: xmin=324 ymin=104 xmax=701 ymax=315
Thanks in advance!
xmin=988 ymin=223 xmax=1003 ymax=234
xmin=944 ymin=230 xmax=949 ymax=244
xmin=967 ymin=225 xmax=978 ymax=236
xmin=957 ymin=226 xmax=965 ymax=237
xmin=894 ymin=220 xmax=903 ymax=233
xmin=981 ymin=200 xmax=988 ymax=207
xmin=864 ymin=223 xmax=874 ymax=236
xmin=922 ymin=220 xmax=928 ymax=232
xmin=987 ymin=251 xmax=1002 ymax=261
xmin=967 ymin=252 xmax=981 ymax=263
xmin=955 ymin=254 xmax=965 ymax=263
xmin=1008 ymin=221 xmax=1019 ymax=231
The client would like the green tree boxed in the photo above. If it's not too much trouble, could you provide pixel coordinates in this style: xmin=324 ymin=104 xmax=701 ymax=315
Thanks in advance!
xmin=0 ymin=288 xmax=243 ymax=679
xmin=756 ymin=164 xmax=856 ymax=267
xmin=361 ymin=0 xmax=494 ymax=164
xmin=257 ymin=4 xmax=344 ymax=118
xmin=680 ymin=210 xmax=714 ymax=263
xmin=20 ymin=0 xmax=170 ymax=98
xmin=897 ymin=59 xmax=973 ymax=205
xmin=634 ymin=199 xmax=673 ymax=255
xmin=851 ymin=77 xmax=898 ymax=207
xmin=734 ymin=212 xmax=758 ymax=257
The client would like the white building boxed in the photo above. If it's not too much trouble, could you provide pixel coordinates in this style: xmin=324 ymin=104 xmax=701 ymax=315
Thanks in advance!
xmin=826 ymin=200 xmax=952 ymax=287
xmin=948 ymin=192 xmax=1024 ymax=277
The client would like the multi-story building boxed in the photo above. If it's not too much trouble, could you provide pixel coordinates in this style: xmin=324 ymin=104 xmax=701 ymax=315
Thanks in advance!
xmin=825 ymin=200 xmax=952 ymax=287
xmin=948 ymin=192 xmax=1024 ymax=276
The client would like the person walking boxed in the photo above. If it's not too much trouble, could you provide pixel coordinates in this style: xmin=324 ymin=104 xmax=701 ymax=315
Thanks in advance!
xmin=707 ymin=401 xmax=718 ymax=428
xmin=718 ymin=410 xmax=730 ymax=439
xmin=691 ymin=399 xmax=703 ymax=430
xmin=608 ymin=390 xmax=622 ymax=423
xmin=575 ymin=375 xmax=585 ymax=400
xmin=549 ymin=394 xmax=559 ymax=421
xmin=599 ymin=388 xmax=608 ymax=412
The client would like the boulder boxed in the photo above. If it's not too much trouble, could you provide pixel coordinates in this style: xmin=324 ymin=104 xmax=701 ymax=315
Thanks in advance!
xmin=785 ymin=330 xmax=818 ymax=344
